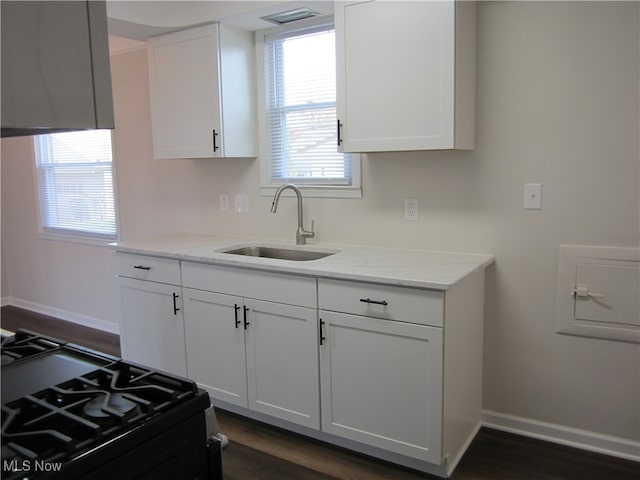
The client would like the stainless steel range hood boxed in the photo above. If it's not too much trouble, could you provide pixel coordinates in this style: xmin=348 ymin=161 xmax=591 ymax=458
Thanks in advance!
xmin=1 ymin=1 xmax=114 ymax=137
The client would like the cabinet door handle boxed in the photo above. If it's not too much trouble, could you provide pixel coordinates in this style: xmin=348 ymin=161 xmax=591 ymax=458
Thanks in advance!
xmin=133 ymin=265 xmax=151 ymax=270
xmin=319 ymin=319 xmax=326 ymax=346
xmin=212 ymin=129 xmax=219 ymax=152
xmin=337 ymin=119 xmax=343 ymax=146
xmin=234 ymin=304 xmax=241 ymax=328
xmin=172 ymin=293 xmax=180 ymax=315
xmin=360 ymin=298 xmax=388 ymax=306
xmin=243 ymin=306 xmax=250 ymax=329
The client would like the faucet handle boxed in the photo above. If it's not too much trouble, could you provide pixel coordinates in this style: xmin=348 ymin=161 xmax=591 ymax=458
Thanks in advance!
xmin=303 ymin=220 xmax=315 ymax=240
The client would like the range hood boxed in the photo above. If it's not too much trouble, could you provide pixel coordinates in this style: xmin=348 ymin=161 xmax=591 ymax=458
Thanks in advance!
xmin=1 ymin=1 xmax=114 ymax=138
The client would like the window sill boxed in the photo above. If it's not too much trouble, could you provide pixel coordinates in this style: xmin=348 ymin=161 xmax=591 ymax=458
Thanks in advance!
xmin=39 ymin=231 xmax=117 ymax=247
xmin=260 ymin=185 xmax=362 ymax=199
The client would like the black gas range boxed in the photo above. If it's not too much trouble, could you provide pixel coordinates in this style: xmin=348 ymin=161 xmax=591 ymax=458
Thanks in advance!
xmin=1 ymin=329 xmax=223 ymax=480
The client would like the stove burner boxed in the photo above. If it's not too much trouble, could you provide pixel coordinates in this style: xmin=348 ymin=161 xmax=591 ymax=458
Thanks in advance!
xmin=1 ymin=331 xmax=214 ymax=480
xmin=83 ymin=393 xmax=141 ymax=424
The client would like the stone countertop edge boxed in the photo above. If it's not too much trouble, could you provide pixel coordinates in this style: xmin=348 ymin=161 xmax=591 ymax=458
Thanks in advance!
xmin=110 ymin=233 xmax=495 ymax=291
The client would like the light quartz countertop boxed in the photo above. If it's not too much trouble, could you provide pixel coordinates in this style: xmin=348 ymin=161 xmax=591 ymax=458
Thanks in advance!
xmin=111 ymin=233 xmax=494 ymax=291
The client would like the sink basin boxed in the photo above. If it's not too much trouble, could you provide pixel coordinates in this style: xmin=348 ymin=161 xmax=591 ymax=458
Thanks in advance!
xmin=218 ymin=245 xmax=337 ymax=261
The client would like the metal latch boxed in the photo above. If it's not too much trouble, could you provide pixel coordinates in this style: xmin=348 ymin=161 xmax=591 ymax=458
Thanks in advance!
xmin=571 ymin=283 xmax=605 ymax=299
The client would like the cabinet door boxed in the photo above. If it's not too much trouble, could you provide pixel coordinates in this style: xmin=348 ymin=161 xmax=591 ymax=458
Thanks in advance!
xmin=319 ymin=310 xmax=443 ymax=463
xmin=336 ymin=0 xmax=461 ymax=152
xmin=118 ymin=277 xmax=187 ymax=376
xmin=148 ymin=24 xmax=221 ymax=159
xmin=183 ymin=288 xmax=248 ymax=407
xmin=245 ymin=299 xmax=320 ymax=429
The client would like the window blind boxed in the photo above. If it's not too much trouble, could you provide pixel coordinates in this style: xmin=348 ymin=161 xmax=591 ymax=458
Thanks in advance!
xmin=33 ymin=130 xmax=116 ymax=239
xmin=266 ymin=26 xmax=351 ymax=185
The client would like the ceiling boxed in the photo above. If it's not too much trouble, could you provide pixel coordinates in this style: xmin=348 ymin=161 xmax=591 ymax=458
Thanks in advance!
xmin=106 ymin=0 xmax=335 ymax=40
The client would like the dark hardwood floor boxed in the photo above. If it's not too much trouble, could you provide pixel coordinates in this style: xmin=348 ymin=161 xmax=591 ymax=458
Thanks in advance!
xmin=2 ymin=305 xmax=639 ymax=480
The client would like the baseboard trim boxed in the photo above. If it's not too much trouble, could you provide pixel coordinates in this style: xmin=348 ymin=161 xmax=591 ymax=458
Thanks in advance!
xmin=482 ymin=410 xmax=640 ymax=462
xmin=2 ymin=297 xmax=120 ymax=335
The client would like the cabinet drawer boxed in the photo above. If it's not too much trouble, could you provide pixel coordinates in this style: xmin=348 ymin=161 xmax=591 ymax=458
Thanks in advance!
xmin=318 ymin=278 xmax=443 ymax=327
xmin=182 ymin=262 xmax=316 ymax=308
xmin=115 ymin=253 xmax=181 ymax=285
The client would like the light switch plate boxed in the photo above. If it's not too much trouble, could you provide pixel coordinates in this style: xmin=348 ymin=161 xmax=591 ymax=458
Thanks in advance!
xmin=524 ymin=183 xmax=542 ymax=209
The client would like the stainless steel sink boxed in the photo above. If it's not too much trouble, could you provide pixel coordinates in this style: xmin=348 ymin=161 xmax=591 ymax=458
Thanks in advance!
xmin=218 ymin=245 xmax=337 ymax=261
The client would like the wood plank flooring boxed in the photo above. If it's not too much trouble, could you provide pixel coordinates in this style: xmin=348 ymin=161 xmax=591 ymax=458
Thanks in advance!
xmin=2 ymin=306 xmax=639 ymax=480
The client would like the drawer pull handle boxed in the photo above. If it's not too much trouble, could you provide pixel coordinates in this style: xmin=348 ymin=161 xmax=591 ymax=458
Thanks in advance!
xmin=133 ymin=265 xmax=151 ymax=270
xmin=360 ymin=298 xmax=388 ymax=306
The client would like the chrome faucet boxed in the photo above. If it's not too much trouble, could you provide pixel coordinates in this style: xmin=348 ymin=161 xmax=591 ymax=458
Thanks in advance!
xmin=270 ymin=184 xmax=315 ymax=245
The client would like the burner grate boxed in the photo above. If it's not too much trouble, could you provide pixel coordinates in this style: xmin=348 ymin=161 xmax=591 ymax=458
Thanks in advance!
xmin=1 ymin=359 xmax=199 ymax=469
xmin=0 ymin=330 xmax=62 ymax=365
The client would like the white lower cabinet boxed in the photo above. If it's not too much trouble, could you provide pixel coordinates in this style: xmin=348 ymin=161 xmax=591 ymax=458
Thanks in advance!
xmin=245 ymin=299 xmax=319 ymax=428
xmin=181 ymin=263 xmax=320 ymax=429
xmin=117 ymin=277 xmax=187 ymax=377
xmin=319 ymin=311 xmax=443 ymax=464
xmin=117 ymin=253 xmax=485 ymax=477
xmin=182 ymin=289 xmax=248 ymax=407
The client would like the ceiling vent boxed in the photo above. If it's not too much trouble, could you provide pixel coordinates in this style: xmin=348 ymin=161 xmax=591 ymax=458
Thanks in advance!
xmin=260 ymin=7 xmax=321 ymax=25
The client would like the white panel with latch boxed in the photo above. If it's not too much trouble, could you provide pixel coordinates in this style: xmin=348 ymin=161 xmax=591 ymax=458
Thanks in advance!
xmin=556 ymin=245 xmax=640 ymax=343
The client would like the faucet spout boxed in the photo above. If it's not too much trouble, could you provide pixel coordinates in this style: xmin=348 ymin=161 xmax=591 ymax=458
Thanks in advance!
xmin=270 ymin=184 xmax=315 ymax=245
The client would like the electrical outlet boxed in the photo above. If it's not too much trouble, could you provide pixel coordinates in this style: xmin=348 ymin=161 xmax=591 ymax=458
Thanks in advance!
xmin=219 ymin=194 xmax=229 ymax=212
xmin=234 ymin=194 xmax=249 ymax=214
xmin=405 ymin=198 xmax=418 ymax=221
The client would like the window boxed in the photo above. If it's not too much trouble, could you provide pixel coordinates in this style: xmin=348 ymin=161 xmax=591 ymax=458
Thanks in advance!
xmin=260 ymin=21 xmax=361 ymax=197
xmin=33 ymin=130 xmax=117 ymax=241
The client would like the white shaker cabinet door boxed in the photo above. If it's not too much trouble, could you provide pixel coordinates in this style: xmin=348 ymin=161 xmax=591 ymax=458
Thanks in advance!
xmin=117 ymin=277 xmax=187 ymax=377
xmin=336 ymin=0 xmax=474 ymax=152
xmin=147 ymin=23 xmax=257 ymax=159
xmin=183 ymin=288 xmax=249 ymax=407
xmin=245 ymin=299 xmax=320 ymax=429
xmin=148 ymin=25 xmax=220 ymax=159
xmin=319 ymin=310 xmax=443 ymax=464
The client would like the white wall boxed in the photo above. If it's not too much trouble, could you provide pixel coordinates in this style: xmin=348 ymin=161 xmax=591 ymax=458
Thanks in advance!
xmin=1 ymin=1 xmax=638 ymax=457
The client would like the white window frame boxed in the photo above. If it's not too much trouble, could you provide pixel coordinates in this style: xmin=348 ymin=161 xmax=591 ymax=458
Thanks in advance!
xmin=32 ymin=130 xmax=119 ymax=246
xmin=256 ymin=17 xmax=361 ymax=199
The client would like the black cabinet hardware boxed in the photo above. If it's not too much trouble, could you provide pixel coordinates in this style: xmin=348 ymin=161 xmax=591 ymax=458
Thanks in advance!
xmin=243 ymin=306 xmax=250 ymax=329
xmin=212 ymin=129 xmax=219 ymax=152
xmin=234 ymin=304 xmax=241 ymax=328
xmin=337 ymin=120 xmax=343 ymax=146
xmin=133 ymin=265 xmax=151 ymax=270
xmin=172 ymin=293 xmax=180 ymax=315
xmin=319 ymin=319 xmax=326 ymax=345
xmin=359 ymin=298 xmax=388 ymax=306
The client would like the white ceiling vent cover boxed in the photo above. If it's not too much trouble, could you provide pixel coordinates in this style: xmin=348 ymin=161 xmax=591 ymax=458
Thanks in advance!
xmin=260 ymin=7 xmax=321 ymax=25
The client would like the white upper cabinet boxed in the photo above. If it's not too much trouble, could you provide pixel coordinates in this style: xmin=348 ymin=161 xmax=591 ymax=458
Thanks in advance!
xmin=335 ymin=0 xmax=476 ymax=152
xmin=147 ymin=23 xmax=257 ymax=159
